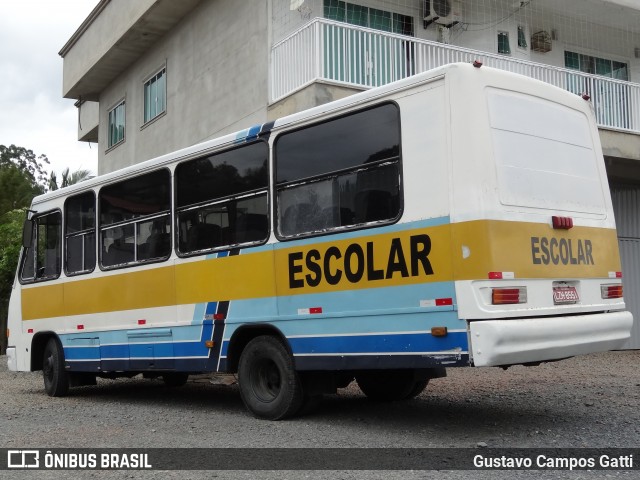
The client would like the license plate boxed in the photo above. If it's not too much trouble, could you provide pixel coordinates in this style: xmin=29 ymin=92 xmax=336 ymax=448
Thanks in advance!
xmin=553 ymin=286 xmax=579 ymax=304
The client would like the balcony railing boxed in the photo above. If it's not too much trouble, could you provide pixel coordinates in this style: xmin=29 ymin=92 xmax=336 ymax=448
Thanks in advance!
xmin=271 ymin=18 xmax=640 ymax=134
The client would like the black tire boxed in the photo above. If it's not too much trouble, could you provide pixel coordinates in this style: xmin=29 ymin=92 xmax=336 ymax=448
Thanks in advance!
xmin=238 ymin=335 xmax=303 ymax=420
xmin=356 ymin=369 xmax=429 ymax=402
xmin=404 ymin=378 xmax=430 ymax=400
xmin=42 ymin=338 xmax=69 ymax=397
xmin=162 ymin=372 xmax=189 ymax=387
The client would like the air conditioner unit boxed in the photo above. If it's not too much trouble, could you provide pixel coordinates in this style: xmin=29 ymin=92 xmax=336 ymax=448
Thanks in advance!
xmin=424 ymin=0 xmax=461 ymax=28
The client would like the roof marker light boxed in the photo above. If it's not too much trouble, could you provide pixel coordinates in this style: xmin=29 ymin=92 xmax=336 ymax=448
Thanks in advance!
xmin=473 ymin=60 xmax=483 ymax=68
xmin=552 ymin=216 xmax=573 ymax=229
xmin=581 ymin=93 xmax=591 ymax=101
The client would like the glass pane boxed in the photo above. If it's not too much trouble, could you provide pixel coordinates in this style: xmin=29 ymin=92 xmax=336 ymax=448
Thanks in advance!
xmin=324 ymin=0 xmax=345 ymax=21
xmin=276 ymin=103 xmax=400 ymax=184
xmin=84 ymin=233 xmax=96 ymax=271
xmin=517 ymin=26 xmax=527 ymax=48
xmin=36 ymin=213 xmax=61 ymax=279
xmin=178 ymin=193 xmax=268 ymax=254
xmin=579 ymin=54 xmax=595 ymax=74
xmin=102 ymin=223 xmax=135 ymax=267
xmin=498 ymin=32 xmax=510 ymax=54
xmin=369 ymin=8 xmax=391 ymax=32
xmin=346 ymin=4 xmax=368 ymax=27
xmin=144 ymin=81 xmax=151 ymax=123
xmin=157 ymin=71 xmax=166 ymax=114
xmin=595 ymin=57 xmax=612 ymax=77
xmin=176 ymin=142 xmax=268 ymax=208
xmin=20 ymin=234 xmax=36 ymax=281
xmin=100 ymin=169 xmax=171 ymax=225
xmin=278 ymin=162 xmax=400 ymax=237
xmin=66 ymin=235 xmax=84 ymax=273
xmin=136 ymin=214 xmax=171 ymax=261
xmin=564 ymin=51 xmax=580 ymax=70
xmin=612 ymin=61 xmax=628 ymax=81
xmin=65 ymin=191 xmax=95 ymax=234
xmin=393 ymin=13 xmax=414 ymax=36
xmin=150 ymin=79 xmax=157 ymax=119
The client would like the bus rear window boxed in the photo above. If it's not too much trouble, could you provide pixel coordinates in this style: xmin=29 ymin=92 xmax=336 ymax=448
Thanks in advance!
xmin=488 ymin=89 xmax=606 ymax=216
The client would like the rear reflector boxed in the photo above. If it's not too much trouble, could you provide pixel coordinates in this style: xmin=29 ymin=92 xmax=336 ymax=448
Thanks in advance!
xmin=601 ymin=284 xmax=623 ymax=299
xmin=492 ymin=287 xmax=527 ymax=305
xmin=609 ymin=271 xmax=623 ymax=279
xmin=488 ymin=271 xmax=515 ymax=279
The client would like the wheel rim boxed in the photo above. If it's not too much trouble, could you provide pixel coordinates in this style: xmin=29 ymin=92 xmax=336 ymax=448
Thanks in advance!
xmin=252 ymin=357 xmax=281 ymax=402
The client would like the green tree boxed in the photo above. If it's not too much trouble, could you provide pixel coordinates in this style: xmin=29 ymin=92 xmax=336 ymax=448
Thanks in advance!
xmin=0 ymin=144 xmax=50 ymax=354
xmin=0 ymin=144 xmax=50 ymax=189
xmin=0 ymin=209 xmax=25 ymax=355
xmin=49 ymin=167 xmax=94 ymax=191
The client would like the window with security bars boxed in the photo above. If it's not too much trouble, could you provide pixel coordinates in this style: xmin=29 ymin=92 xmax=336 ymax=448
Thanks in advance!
xmin=144 ymin=67 xmax=166 ymax=124
xmin=564 ymin=51 xmax=628 ymax=81
xmin=324 ymin=0 xmax=414 ymax=36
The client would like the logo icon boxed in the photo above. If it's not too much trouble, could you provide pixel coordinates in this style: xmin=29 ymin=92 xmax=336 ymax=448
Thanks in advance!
xmin=7 ymin=450 xmax=40 ymax=469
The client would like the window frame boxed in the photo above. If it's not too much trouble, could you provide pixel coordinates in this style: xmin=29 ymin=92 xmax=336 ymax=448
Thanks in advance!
xmin=18 ymin=209 xmax=63 ymax=284
xmin=143 ymin=66 xmax=167 ymax=125
xmin=107 ymin=99 xmax=126 ymax=149
xmin=174 ymin=140 xmax=270 ymax=258
xmin=64 ymin=190 xmax=97 ymax=277
xmin=98 ymin=168 xmax=172 ymax=271
xmin=273 ymin=101 xmax=403 ymax=242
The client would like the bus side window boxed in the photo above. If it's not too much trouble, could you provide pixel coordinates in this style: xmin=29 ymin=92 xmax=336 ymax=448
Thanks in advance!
xmin=20 ymin=211 xmax=62 ymax=283
xmin=175 ymin=141 xmax=269 ymax=255
xmin=275 ymin=102 xmax=401 ymax=239
xmin=65 ymin=191 xmax=96 ymax=275
xmin=99 ymin=169 xmax=171 ymax=269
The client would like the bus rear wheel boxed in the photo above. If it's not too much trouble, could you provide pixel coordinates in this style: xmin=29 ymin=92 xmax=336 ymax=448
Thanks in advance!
xmin=238 ymin=335 xmax=303 ymax=420
xmin=356 ymin=369 xmax=429 ymax=401
xmin=42 ymin=338 xmax=69 ymax=397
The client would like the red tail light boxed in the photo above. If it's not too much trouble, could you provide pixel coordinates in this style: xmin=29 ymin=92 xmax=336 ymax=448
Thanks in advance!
xmin=601 ymin=284 xmax=623 ymax=299
xmin=492 ymin=287 xmax=527 ymax=305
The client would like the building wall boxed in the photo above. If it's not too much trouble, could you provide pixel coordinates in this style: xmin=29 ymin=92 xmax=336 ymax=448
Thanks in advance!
xmin=273 ymin=0 xmax=640 ymax=82
xmin=98 ymin=0 xmax=270 ymax=174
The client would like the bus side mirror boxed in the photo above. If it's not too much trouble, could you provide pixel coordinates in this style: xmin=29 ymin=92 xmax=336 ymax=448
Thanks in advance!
xmin=22 ymin=218 xmax=34 ymax=249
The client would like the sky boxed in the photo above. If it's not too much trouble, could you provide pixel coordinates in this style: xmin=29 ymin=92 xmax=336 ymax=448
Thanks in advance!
xmin=0 ymin=0 xmax=99 ymax=182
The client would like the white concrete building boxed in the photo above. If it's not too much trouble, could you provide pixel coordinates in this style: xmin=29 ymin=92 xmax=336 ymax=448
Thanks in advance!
xmin=60 ymin=0 xmax=640 ymax=347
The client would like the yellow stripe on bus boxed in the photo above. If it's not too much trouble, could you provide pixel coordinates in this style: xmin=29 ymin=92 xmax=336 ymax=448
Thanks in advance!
xmin=20 ymin=220 xmax=621 ymax=320
xmin=451 ymin=220 xmax=620 ymax=280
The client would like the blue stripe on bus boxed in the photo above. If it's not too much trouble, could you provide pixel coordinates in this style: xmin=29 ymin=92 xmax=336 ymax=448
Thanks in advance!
xmin=287 ymin=330 xmax=468 ymax=355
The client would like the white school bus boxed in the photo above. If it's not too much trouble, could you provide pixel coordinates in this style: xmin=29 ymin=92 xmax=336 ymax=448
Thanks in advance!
xmin=6 ymin=63 xmax=633 ymax=419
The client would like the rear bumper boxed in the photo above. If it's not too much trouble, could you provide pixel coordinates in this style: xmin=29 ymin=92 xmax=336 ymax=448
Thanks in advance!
xmin=6 ymin=346 xmax=17 ymax=371
xmin=469 ymin=310 xmax=633 ymax=367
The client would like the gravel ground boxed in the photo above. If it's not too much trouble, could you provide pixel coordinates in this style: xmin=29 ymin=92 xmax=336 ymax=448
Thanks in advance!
xmin=1 ymin=350 xmax=639 ymax=479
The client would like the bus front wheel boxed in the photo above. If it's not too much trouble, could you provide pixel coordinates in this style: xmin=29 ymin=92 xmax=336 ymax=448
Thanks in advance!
xmin=238 ymin=335 xmax=303 ymax=420
xmin=42 ymin=338 xmax=69 ymax=397
xmin=356 ymin=369 xmax=429 ymax=401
